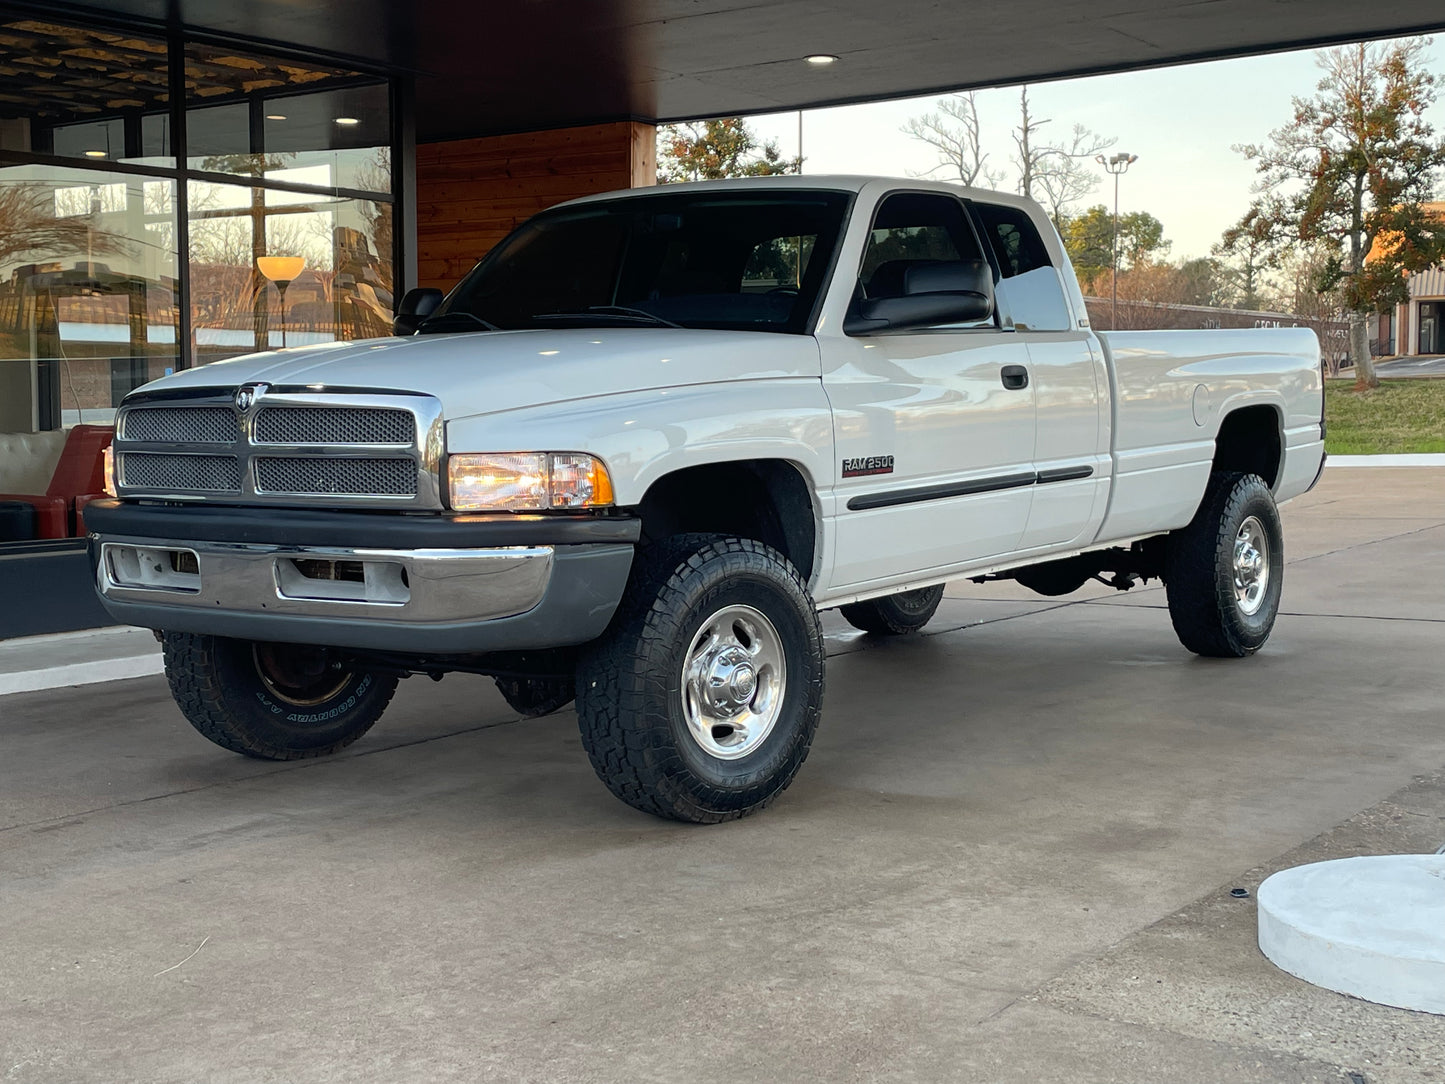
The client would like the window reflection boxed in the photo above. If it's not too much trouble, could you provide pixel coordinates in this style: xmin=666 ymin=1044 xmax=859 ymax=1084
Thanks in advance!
xmin=184 ymin=44 xmax=391 ymax=194
xmin=0 ymin=19 xmax=173 ymax=168
xmin=188 ymin=180 xmax=393 ymax=363
xmin=0 ymin=14 xmax=398 ymax=554
xmin=0 ymin=165 xmax=178 ymax=542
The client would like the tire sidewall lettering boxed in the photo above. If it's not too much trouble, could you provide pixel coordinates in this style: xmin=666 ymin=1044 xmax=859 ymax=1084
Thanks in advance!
xmin=249 ymin=671 xmax=370 ymax=724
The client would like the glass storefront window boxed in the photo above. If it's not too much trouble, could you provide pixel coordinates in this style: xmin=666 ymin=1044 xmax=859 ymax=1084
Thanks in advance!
xmin=0 ymin=18 xmax=173 ymax=168
xmin=188 ymin=180 xmax=393 ymax=364
xmin=0 ymin=12 xmax=397 ymax=561
xmin=0 ymin=163 xmax=178 ymax=543
xmin=184 ymin=43 xmax=391 ymax=194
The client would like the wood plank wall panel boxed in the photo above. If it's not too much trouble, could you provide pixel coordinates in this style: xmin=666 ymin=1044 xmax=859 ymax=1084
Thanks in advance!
xmin=415 ymin=121 xmax=655 ymax=290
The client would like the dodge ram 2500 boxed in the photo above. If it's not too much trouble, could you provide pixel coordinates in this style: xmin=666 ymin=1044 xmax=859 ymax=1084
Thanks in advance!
xmin=88 ymin=177 xmax=1326 ymax=822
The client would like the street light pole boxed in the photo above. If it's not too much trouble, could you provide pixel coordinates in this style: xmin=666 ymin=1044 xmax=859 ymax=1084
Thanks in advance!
xmin=1094 ymin=152 xmax=1138 ymax=330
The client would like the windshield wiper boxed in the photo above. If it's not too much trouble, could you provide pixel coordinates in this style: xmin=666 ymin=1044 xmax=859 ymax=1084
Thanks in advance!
xmin=418 ymin=310 xmax=502 ymax=333
xmin=532 ymin=306 xmax=681 ymax=329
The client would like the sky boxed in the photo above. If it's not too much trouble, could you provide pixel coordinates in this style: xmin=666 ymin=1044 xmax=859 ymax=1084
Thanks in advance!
xmin=741 ymin=36 xmax=1445 ymax=262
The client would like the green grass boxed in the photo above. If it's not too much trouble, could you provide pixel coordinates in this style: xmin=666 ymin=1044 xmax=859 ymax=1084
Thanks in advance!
xmin=1325 ymin=379 xmax=1445 ymax=455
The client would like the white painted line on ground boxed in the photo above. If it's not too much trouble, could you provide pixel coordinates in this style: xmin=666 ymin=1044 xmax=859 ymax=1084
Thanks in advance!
xmin=1 ymin=624 xmax=137 ymax=646
xmin=1327 ymin=454 xmax=1445 ymax=467
xmin=0 ymin=653 xmax=164 ymax=697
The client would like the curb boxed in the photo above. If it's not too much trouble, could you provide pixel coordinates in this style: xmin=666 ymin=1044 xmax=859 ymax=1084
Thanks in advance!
xmin=0 ymin=654 xmax=164 ymax=697
xmin=1326 ymin=454 xmax=1445 ymax=467
xmin=0 ymin=626 xmax=164 ymax=697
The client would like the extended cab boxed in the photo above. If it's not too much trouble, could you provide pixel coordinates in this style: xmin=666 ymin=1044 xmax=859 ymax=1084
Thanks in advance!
xmin=88 ymin=177 xmax=1326 ymax=822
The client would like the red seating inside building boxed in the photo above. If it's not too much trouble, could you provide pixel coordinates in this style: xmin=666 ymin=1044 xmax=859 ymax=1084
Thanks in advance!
xmin=0 ymin=424 xmax=114 ymax=539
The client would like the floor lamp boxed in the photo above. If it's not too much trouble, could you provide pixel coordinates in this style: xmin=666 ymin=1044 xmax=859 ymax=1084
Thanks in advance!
xmin=256 ymin=256 xmax=305 ymax=348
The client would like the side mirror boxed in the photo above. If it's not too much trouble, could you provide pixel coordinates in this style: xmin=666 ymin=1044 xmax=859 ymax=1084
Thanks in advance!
xmin=844 ymin=259 xmax=995 ymax=335
xmin=393 ymin=288 xmax=444 ymax=336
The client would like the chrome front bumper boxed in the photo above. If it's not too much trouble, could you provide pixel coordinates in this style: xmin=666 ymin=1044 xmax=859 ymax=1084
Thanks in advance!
xmin=98 ymin=537 xmax=553 ymax=624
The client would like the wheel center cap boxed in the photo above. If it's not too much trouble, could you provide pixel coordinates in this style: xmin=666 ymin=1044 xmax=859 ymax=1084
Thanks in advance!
xmin=729 ymin=663 xmax=757 ymax=702
xmin=702 ymin=646 xmax=755 ymax=716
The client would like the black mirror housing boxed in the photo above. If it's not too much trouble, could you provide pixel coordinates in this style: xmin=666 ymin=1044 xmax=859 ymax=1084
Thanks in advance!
xmin=844 ymin=259 xmax=996 ymax=335
xmin=393 ymin=288 xmax=444 ymax=336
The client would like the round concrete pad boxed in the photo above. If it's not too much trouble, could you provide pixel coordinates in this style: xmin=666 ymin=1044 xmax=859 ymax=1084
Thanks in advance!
xmin=1258 ymin=855 xmax=1445 ymax=1015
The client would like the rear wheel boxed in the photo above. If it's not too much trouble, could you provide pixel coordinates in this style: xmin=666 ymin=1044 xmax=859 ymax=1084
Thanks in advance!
xmin=494 ymin=675 xmax=575 ymax=718
xmin=1164 ymin=472 xmax=1284 ymax=657
xmin=576 ymin=534 xmax=825 ymax=823
xmin=840 ymin=584 xmax=945 ymax=634
xmin=162 ymin=633 xmax=397 ymax=759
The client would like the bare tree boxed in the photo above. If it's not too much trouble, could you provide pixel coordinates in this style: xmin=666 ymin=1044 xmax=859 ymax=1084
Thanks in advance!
xmin=0 ymin=182 xmax=130 ymax=269
xmin=1010 ymin=87 xmax=1046 ymax=199
xmin=1034 ymin=122 xmax=1115 ymax=226
xmin=903 ymin=87 xmax=1113 ymax=221
xmin=900 ymin=93 xmax=999 ymax=186
xmin=1011 ymin=88 xmax=1116 ymax=224
xmin=1278 ymin=245 xmax=1351 ymax=374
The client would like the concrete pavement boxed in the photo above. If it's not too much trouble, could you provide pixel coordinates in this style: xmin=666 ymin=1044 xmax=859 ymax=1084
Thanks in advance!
xmin=3 ymin=470 xmax=1445 ymax=1083
xmin=1376 ymin=355 xmax=1445 ymax=377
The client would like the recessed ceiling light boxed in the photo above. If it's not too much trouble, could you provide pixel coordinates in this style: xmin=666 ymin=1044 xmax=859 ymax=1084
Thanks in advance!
xmin=803 ymin=54 xmax=838 ymax=65
xmin=266 ymin=114 xmax=287 ymax=121
xmin=335 ymin=117 xmax=360 ymax=126
xmin=83 ymin=150 xmax=107 ymax=158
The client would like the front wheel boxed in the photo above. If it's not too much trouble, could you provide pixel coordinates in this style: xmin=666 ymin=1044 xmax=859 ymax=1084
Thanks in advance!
xmin=162 ymin=633 xmax=398 ymax=759
xmin=1164 ymin=472 xmax=1284 ymax=657
xmin=576 ymin=535 xmax=825 ymax=823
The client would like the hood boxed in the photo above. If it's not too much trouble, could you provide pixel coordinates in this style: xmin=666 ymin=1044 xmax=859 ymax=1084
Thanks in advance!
xmin=141 ymin=328 xmax=821 ymax=419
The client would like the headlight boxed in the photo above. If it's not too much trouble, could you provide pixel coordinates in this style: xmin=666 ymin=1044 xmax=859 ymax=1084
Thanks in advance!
xmin=448 ymin=452 xmax=615 ymax=512
xmin=102 ymin=445 xmax=117 ymax=497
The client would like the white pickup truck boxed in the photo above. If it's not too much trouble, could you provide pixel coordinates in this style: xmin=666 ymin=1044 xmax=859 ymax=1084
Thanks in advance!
xmin=89 ymin=177 xmax=1326 ymax=823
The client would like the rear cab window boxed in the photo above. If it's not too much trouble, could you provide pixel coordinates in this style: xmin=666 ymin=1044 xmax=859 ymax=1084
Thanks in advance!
xmin=969 ymin=201 xmax=1073 ymax=331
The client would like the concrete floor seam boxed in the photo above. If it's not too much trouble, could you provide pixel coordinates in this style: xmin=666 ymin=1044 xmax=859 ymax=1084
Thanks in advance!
xmin=1287 ymin=520 xmax=1445 ymax=566
xmin=0 ymin=711 xmax=533 ymax=836
xmin=1078 ymin=599 xmax=1445 ymax=625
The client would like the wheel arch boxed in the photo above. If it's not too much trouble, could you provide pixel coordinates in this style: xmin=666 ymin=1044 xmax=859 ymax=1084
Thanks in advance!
xmin=630 ymin=458 xmax=821 ymax=584
xmin=1211 ymin=401 xmax=1284 ymax=489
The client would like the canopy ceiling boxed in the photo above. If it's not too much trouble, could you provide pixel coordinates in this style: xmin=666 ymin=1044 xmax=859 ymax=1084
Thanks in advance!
xmin=40 ymin=0 xmax=1445 ymax=142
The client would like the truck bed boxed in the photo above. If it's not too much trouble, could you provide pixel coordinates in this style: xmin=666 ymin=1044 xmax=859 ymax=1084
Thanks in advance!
xmin=1095 ymin=326 xmax=1325 ymax=543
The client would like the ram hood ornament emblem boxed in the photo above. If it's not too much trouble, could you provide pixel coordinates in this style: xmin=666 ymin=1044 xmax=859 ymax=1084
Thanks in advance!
xmin=235 ymin=382 xmax=269 ymax=411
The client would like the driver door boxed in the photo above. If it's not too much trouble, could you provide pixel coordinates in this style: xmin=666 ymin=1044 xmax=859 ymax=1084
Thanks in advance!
xmin=824 ymin=191 xmax=1037 ymax=591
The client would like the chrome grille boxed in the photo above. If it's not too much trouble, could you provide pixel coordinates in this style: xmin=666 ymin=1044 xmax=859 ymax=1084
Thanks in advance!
xmin=115 ymin=389 xmax=442 ymax=508
xmin=254 ymin=407 xmax=415 ymax=445
xmin=121 ymin=407 xmax=236 ymax=444
xmin=121 ymin=453 xmax=242 ymax=492
xmin=254 ymin=456 xmax=417 ymax=496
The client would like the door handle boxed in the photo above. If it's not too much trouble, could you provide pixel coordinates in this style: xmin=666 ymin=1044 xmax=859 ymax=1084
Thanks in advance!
xmin=1001 ymin=364 xmax=1029 ymax=390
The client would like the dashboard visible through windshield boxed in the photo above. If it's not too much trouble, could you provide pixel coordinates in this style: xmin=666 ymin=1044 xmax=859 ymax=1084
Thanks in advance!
xmin=422 ymin=189 xmax=853 ymax=335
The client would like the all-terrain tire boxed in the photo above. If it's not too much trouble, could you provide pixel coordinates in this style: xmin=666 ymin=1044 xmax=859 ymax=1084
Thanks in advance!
xmin=575 ymin=534 xmax=825 ymax=823
xmin=839 ymin=584 xmax=945 ymax=634
xmin=1164 ymin=471 xmax=1284 ymax=658
xmin=162 ymin=632 xmax=398 ymax=759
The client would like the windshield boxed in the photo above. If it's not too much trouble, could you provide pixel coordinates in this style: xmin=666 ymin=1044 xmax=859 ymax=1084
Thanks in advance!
xmin=425 ymin=189 xmax=852 ymax=335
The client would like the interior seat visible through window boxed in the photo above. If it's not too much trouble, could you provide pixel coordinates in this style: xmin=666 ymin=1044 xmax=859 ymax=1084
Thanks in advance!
xmin=857 ymin=192 xmax=994 ymax=327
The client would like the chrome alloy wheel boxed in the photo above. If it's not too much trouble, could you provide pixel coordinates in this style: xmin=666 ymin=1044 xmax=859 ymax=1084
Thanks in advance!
xmin=681 ymin=603 xmax=787 ymax=760
xmin=1232 ymin=515 xmax=1271 ymax=617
